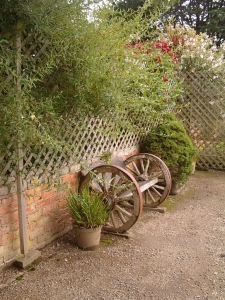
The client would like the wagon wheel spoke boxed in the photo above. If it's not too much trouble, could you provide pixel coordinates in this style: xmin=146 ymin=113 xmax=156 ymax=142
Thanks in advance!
xmin=108 ymin=174 xmax=117 ymax=192
xmin=90 ymin=173 xmax=106 ymax=193
xmin=152 ymin=186 xmax=162 ymax=197
xmin=125 ymin=164 xmax=140 ymax=176
xmin=115 ymin=205 xmax=133 ymax=218
xmin=145 ymin=189 xmax=157 ymax=204
xmin=124 ymin=153 xmax=172 ymax=208
xmin=101 ymin=172 xmax=109 ymax=192
xmin=109 ymin=211 xmax=117 ymax=228
xmin=144 ymin=158 xmax=150 ymax=175
xmin=89 ymin=180 xmax=103 ymax=193
xmin=80 ymin=164 xmax=142 ymax=233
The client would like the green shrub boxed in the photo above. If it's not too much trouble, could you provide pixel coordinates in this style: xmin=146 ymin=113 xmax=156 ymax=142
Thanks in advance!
xmin=140 ymin=114 xmax=198 ymax=183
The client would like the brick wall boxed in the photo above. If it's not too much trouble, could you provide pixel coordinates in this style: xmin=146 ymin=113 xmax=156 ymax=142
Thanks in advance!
xmin=0 ymin=171 xmax=79 ymax=268
xmin=0 ymin=148 xmax=139 ymax=269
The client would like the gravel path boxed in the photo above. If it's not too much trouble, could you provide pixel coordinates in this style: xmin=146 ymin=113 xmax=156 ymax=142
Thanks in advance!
xmin=0 ymin=170 xmax=225 ymax=300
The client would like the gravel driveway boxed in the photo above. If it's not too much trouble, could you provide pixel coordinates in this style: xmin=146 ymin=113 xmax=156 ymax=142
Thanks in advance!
xmin=0 ymin=170 xmax=225 ymax=300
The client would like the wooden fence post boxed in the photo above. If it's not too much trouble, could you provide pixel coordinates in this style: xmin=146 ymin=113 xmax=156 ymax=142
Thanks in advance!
xmin=15 ymin=29 xmax=41 ymax=268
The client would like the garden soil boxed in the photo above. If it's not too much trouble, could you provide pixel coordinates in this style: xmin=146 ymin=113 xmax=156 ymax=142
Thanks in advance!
xmin=0 ymin=170 xmax=225 ymax=300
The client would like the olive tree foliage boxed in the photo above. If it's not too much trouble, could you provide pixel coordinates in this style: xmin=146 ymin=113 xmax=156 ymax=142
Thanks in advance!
xmin=0 ymin=0 xmax=182 ymax=156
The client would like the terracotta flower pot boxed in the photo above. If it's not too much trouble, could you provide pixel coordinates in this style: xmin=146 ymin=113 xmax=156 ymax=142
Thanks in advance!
xmin=74 ymin=226 xmax=102 ymax=250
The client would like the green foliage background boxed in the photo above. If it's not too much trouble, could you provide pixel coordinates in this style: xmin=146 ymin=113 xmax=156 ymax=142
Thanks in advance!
xmin=0 ymin=0 xmax=182 ymax=157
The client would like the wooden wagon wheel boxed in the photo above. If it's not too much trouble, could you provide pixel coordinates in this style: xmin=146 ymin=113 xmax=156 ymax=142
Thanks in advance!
xmin=80 ymin=165 xmax=143 ymax=233
xmin=124 ymin=153 xmax=172 ymax=208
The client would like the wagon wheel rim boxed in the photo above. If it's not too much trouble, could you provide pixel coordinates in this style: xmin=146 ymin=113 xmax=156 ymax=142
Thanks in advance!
xmin=124 ymin=153 xmax=171 ymax=208
xmin=80 ymin=165 xmax=143 ymax=233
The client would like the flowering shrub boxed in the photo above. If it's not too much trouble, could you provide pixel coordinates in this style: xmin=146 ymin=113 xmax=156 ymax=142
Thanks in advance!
xmin=126 ymin=39 xmax=179 ymax=84
xmin=165 ymin=25 xmax=225 ymax=73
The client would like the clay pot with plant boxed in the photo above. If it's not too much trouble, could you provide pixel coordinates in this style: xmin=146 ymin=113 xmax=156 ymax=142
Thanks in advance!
xmin=140 ymin=113 xmax=198 ymax=194
xmin=66 ymin=187 xmax=110 ymax=250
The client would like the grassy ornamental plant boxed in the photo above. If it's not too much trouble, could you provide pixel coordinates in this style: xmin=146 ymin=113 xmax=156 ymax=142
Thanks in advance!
xmin=140 ymin=114 xmax=198 ymax=184
xmin=66 ymin=187 xmax=110 ymax=229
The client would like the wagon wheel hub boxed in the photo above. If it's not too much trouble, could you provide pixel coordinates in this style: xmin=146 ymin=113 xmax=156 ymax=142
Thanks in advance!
xmin=137 ymin=174 xmax=149 ymax=181
xmin=103 ymin=192 xmax=116 ymax=211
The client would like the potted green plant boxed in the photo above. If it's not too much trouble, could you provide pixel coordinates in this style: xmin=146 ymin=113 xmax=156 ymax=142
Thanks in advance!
xmin=140 ymin=113 xmax=198 ymax=194
xmin=66 ymin=187 xmax=110 ymax=250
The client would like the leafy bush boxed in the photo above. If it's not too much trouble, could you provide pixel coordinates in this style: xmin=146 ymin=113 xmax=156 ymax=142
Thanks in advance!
xmin=140 ymin=114 xmax=198 ymax=183
xmin=0 ymin=1 xmax=183 ymax=157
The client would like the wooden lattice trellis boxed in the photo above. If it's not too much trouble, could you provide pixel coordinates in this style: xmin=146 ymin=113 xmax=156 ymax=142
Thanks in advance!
xmin=181 ymin=71 xmax=225 ymax=170
xmin=1 ymin=30 xmax=225 ymax=197
xmin=0 ymin=113 xmax=157 ymax=190
xmin=0 ymin=28 xmax=160 ymax=192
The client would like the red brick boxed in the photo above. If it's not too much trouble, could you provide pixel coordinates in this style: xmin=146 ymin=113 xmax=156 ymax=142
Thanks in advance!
xmin=10 ymin=201 xmax=18 ymax=212
xmin=1 ymin=194 xmax=17 ymax=206
xmin=43 ymin=203 xmax=57 ymax=214
xmin=0 ymin=205 xmax=10 ymax=217
xmin=57 ymin=213 xmax=70 ymax=224
xmin=10 ymin=220 xmax=19 ymax=231
xmin=42 ymin=189 xmax=56 ymax=200
xmin=36 ymin=198 xmax=51 ymax=208
xmin=2 ymin=232 xmax=15 ymax=243
xmin=13 ymin=230 xmax=19 ymax=238
xmin=63 ymin=173 xmax=76 ymax=183
xmin=44 ymin=220 xmax=57 ymax=230
xmin=27 ymin=222 xmax=35 ymax=231
xmin=51 ymin=223 xmax=64 ymax=235
xmin=27 ymin=211 xmax=42 ymax=223
xmin=69 ymin=178 xmax=79 ymax=187
xmin=24 ymin=188 xmax=36 ymax=197
xmin=1 ymin=211 xmax=18 ymax=225
xmin=49 ymin=194 xmax=62 ymax=204
xmin=58 ymin=199 xmax=67 ymax=208
xmin=49 ymin=211 xmax=60 ymax=221
xmin=60 ymin=206 xmax=70 ymax=214
xmin=64 ymin=218 xmax=73 ymax=227
xmin=11 ymin=211 xmax=19 ymax=222
xmin=1 ymin=225 xmax=11 ymax=235
xmin=25 ymin=193 xmax=42 ymax=205
xmin=26 ymin=205 xmax=36 ymax=214
xmin=29 ymin=226 xmax=45 ymax=241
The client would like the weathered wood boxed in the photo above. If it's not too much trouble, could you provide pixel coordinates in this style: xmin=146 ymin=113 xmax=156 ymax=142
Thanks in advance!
xmin=119 ymin=178 xmax=158 ymax=198
xmin=138 ymin=179 xmax=159 ymax=192
xmin=124 ymin=154 xmax=172 ymax=208
xmin=181 ymin=71 xmax=225 ymax=171
xmin=101 ymin=231 xmax=131 ymax=239
xmin=143 ymin=207 xmax=166 ymax=213
xmin=16 ymin=31 xmax=28 ymax=257
xmin=80 ymin=165 xmax=143 ymax=233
